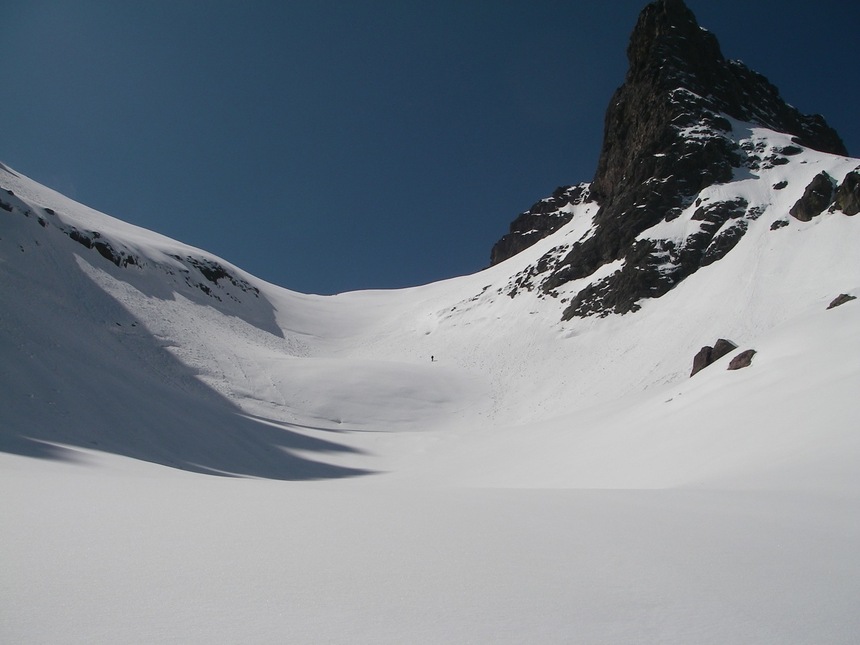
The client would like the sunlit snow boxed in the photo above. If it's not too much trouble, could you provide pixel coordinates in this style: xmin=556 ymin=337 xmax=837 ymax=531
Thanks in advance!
xmin=2 ymin=134 xmax=859 ymax=643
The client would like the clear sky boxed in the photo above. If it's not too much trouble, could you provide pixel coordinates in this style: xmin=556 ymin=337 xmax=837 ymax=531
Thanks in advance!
xmin=2 ymin=0 xmax=858 ymax=294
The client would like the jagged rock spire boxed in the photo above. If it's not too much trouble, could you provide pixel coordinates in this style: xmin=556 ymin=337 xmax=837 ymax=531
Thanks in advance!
xmin=592 ymin=0 xmax=845 ymax=203
xmin=490 ymin=0 xmax=848 ymax=318
xmin=566 ymin=0 xmax=845 ymax=316
xmin=625 ymin=0 xmax=724 ymax=95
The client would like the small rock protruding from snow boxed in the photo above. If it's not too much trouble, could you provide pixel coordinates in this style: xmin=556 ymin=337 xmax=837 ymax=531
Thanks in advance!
xmin=827 ymin=293 xmax=857 ymax=310
xmin=727 ymin=349 xmax=756 ymax=371
xmin=691 ymin=338 xmax=737 ymax=376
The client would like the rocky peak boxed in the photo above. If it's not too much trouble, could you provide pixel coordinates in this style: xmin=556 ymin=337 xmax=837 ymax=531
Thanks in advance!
xmin=593 ymin=0 xmax=845 ymax=204
xmin=625 ymin=0 xmax=719 ymax=82
xmin=489 ymin=0 xmax=849 ymax=319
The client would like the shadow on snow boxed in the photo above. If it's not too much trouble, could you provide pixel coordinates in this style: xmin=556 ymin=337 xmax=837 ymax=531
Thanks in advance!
xmin=0 ymin=235 xmax=372 ymax=480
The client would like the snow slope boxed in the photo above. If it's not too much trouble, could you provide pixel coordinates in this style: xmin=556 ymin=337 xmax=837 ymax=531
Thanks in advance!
xmin=2 ymin=128 xmax=860 ymax=643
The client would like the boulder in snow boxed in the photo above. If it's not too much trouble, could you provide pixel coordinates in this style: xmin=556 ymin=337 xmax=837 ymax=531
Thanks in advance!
xmin=727 ymin=349 xmax=756 ymax=371
xmin=790 ymin=172 xmax=835 ymax=222
xmin=691 ymin=338 xmax=738 ymax=376
xmin=833 ymin=170 xmax=860 ymax=216
xmin=827 ymin=293 xmax=857 ymax=309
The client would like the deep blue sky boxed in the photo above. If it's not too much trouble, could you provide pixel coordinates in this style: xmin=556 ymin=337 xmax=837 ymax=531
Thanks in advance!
xmin=3 ymin=1 xmax=858 ymax=294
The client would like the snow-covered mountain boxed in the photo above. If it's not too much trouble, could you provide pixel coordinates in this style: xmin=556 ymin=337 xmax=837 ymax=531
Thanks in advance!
xmin=2 ymin=1 xmax=859 ymax=643
xmin=491 ymin=0 xmax=852 ymax=318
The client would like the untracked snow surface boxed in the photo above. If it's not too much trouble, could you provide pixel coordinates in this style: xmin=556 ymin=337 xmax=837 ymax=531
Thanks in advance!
xmin=2 ymin=141 xmax=860 ymax=644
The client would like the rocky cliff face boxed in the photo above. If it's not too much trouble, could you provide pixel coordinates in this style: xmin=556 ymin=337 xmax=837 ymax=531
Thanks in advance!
xmin=489 ymin=184 xmax=591 ymax=265
xmin=490 ymin=0 xmax=848 ymax=318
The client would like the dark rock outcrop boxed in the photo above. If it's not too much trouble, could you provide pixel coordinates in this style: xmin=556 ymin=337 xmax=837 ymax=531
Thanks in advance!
xmin=833 ymin=170 xmax=860 ymax=216
xmin=790 ymin=172 xmax=835 ymax=222
xmin=182 ymin=255 xmax=260 ymax=297
xmin=727 ymin=349 xmax=756 ymax=370
xmin=490 ymin=184 xmax=591 ymax=266
xmin=827 ymin=293 xmax=857 ymax=309
xmin=67 ymin=228 xmax=137 ymax=268
xmin=691 ymin=338 xmax=737 ymax=376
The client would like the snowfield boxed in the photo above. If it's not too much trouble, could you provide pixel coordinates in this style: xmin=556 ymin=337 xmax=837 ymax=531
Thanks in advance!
xmin=2 ymin=132 xmax=860 ymax=644
xmin=4 ymin=462 xmax=859 ymax=644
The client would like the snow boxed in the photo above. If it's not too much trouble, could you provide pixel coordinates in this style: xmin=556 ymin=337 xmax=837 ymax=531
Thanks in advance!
xmin=4 ymin=463 xmax=859 ymax=644
xmin=2 ymin=136 xmax=860 ymax=644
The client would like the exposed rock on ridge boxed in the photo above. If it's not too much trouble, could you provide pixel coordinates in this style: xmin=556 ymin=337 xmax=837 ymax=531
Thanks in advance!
xmin=789 ymin=168 xmax=860 ymax=222
xmin=490 ymin=184 xmax=591 ymax=265
xmin=490 ymin=0 xmax=847 ymax=319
